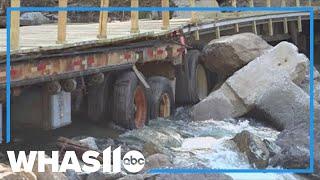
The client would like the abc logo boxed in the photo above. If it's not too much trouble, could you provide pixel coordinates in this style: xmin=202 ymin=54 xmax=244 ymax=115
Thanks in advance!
xmin=122 ymin=150 xmax=145 ymax=173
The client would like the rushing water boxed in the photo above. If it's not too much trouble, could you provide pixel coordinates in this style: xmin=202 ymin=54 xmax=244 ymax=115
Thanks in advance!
xmin=120 ymin=107 xmax=304 ymax=180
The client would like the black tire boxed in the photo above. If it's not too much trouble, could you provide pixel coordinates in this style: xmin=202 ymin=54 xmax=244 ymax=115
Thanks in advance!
xmin=188 ymin=53 xmax=209 ymax=103
xmin=147 ymin=76 xmax=175 ymax=120
xmin=87 ymin=73 xmax=114 ymax=123
xmin=189 ymin=42 xmax=206 ymax=51
xmin=175 ymin=55 xmax=190 ymax=104
xmin=175 ymin=50 xmax=209 ymax=104
xmin=113 ymin=71 xmax=148 ymax=129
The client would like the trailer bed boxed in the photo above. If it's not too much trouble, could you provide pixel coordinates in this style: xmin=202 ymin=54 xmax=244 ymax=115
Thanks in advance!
xmin=1 ymin=11 xmax=312 ymax=57
xmin=0 ymin=19 xmax=190 ymax=56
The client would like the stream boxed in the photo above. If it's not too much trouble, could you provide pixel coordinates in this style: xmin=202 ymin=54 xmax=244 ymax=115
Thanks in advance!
xmin=116 ymin=107 xmax=306 ymax=180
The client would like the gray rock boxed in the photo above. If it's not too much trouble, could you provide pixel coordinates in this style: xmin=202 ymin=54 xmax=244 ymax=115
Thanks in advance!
xmin=64 ymin=170 xmax=81 ymax=180
xmin=202 ymin=33 xmax=272 ymax=84
xmin=117 ymin=174 xmax=144 ymax=180
xmin=192 ymin=41 xmax=308 ymax=121
xmin=155 ymin=174 xmax=233 ymax=180
xmin=79 ymin=137 xmax=99 ymax=151
xmin=271 ymin=106 xmax=320 ymax=177
xmin=0 ymin=163 xmax=37 ymax=180
xmin=232 ymin=131 xmax=270 ymax=169
xmin=263 ymin=139 xmax=281 ymax=157
xmin=142 ymin=153 xmax=173 ymax=172
xmin=119 ymin=126 xmax=183 ymax=149
xmin=32 ymin=155 xmax=68 ymax=180
xmin=143 ymin=142 xmax=161 ymax=157
xmin=87 ymin=171 xmax=125 ymax=180
xmin=253 ymin=81 xmax=311 ymax=130
xmin=299 ymin=65 xmax=320 ymax=103
xmin=191 ymin=83 xmax=248 ymax=121
xmin=20 ymin=12 xmax=50 ymax=25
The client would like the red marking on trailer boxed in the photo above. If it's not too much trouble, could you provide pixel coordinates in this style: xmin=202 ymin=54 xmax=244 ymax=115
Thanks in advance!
xmin=73 ymin=59 xmax=81 ymax=66
xmin=10 ymin=69 xmax=18 ymax=78
xmin=87 ymin=56 xmax=94 ymax=65
xmin=157 ymin=49 xmax=164 ymax=55
xmin=147 ymin=49 xmax=154 ymax=58
xmin=37 ymin=63 xmax=46 ymax=71
xmin=124 ymin=52 xmax=132 ymax=60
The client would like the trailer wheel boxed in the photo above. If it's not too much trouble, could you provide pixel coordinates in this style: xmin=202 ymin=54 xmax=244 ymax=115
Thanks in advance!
xmin=87 ymin=73 xmax=114 ymax=123
xmin=187 ymin=50 xmax=209 ymax=103
xmin=193 ymin=63 xmax=208 ymax=101
xmin=147 ymin=76 xmax=174 ymax=120
xmin=113 ymin=71 xmax=148 ymax=129
xmin=175 ymin=54 xmax=190 ymax=104
xmin=176 ymin=50 xmax=209 ymax=104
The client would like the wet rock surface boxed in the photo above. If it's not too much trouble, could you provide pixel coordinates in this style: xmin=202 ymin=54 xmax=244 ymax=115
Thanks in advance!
xmin=232 ymin=131 xmax=270 ymax=169
xmin=271 ymin=107 xmax=320 ymax=178
xmin=154 ymin=174 xmax=233 ymax=180
xmin=142 ymin=153 xmax=173 ymax=173
xmin=0 ymin=163 xmax=37 ymax=180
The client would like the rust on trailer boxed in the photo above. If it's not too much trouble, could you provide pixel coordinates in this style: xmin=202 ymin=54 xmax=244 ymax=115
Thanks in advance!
xmin=0 ymin=0 xmax=318 ymax=90
xmin=0 ymin=43 xmax=184 ymax=88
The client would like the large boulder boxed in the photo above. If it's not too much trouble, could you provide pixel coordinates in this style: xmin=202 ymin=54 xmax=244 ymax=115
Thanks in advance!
xmin=299 ymin=65 xmax=320 ymax=103
xmin=191 ymin=83 xmax=248 ymax=121
xmin=271 ymin=106 xmax=320 ymax=177
xmin=232 ymin=131 xmax=270 ymax=169
xmin=253 ymin=80 xmax=311 ymax=130
xmin=202 ymin=33 xmax=272 ymax=84
xmin=192 ymin=41 xmax=308 ymax=121
xmin=0 ymin=163 xmax=37 ymax=180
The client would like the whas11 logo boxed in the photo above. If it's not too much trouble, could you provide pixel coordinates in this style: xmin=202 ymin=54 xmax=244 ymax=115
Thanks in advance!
xmin=7 ymin=146 xmax=145 ymax=173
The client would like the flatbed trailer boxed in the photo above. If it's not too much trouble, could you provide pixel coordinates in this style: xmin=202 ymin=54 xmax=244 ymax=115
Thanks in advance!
xmin=0 ymin=0 xmax=318 ymax=142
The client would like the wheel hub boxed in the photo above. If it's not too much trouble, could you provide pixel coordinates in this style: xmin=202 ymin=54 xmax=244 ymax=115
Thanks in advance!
xmin=133 ymin=86 xmax=147 ymax=128
xmin=159 ymin=93 xmax=171 ymax=118
xmin=196 ymin=64 xmax=208 ymax=101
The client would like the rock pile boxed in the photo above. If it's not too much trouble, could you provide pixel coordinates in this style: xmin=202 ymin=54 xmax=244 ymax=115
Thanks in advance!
xmin=192 ymin=41 xmax=308 ymax=121
xmin=192 ymin=33 xmax=319 ymax=177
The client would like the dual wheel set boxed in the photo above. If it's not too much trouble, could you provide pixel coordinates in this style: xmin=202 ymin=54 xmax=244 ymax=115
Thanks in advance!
xmin=86 ymin=50 xmax=210 ymax=129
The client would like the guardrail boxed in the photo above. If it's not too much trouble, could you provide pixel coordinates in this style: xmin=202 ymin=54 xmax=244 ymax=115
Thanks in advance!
xmin=8 ymin=0 xmax=319 ymax=50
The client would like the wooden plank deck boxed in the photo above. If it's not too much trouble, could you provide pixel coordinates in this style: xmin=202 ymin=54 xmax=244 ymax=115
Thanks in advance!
xmin=0 ymin=19 xmax=191 ymax=55
xmin=0 ymin=11 xmax=314 ymax=56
